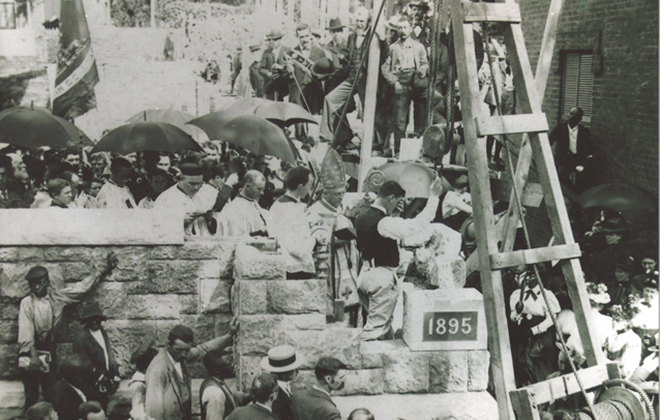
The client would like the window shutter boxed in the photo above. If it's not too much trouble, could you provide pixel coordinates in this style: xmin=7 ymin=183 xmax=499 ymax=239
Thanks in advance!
xmin=561 ymin=52 xmax=594 ymax=124
xmin=562 ymin=52 xmax=580 ymax=119
xmin=577 ymin=54 xmax=594 ymax=122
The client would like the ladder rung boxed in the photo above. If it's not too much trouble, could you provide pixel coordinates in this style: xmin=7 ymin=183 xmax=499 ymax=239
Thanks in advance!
xmin=476 ymin=114 xmax=549 ymax=137
xmin=490 ymin=243 xmax=581 ymax=270
xmin=462 ymin=2 xmax=521 ymax=23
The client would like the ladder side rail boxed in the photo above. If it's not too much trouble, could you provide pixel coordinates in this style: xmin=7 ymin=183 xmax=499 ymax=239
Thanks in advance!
xmin=450 ymin=1 xmax=517 ymax=419
xmin=502 ymin=9 xmax=606 ymax=367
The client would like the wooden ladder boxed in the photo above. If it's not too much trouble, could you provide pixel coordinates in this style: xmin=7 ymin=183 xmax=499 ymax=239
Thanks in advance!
xmin=448 ymin=0 xmax=607 ymax=418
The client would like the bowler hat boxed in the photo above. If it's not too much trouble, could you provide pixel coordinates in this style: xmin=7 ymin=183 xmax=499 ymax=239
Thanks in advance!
xmin=312 ymin=58 xmax=335 ymax=78
xmin=266 ymin=29 xmax=284 ymax=41
xmin=326 ymin=18 xmax=345 ymax=31
xmin=79 ymin=302 xmax=107 ymax=321
xmin=261 ymin=345 xmax=303 ymax=373
xmin=26 ymin=266 xmax=48 ymax=281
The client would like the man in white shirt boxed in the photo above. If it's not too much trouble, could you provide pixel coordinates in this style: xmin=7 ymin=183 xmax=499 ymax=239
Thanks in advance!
xmin=354 ymin=177 xmax=443 ymax=340
xmin=200 ymin=349 xmax=247 ymax=420
xmin=550 ymin=107 xmax=593 ymax=191
xmin=154 ymin=163 xmax=215 ymax=235
xmin=95 ymin=158 xmax=137 ymax=208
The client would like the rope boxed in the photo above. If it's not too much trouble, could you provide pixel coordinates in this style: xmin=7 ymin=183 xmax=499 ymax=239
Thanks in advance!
xmin=289 ymin=67 xmax=312 ymax=115
xmin=445 ymin=23 xmax=456 ymax=156
xmin=329 ymin=0 xmax=387 ymax=148
xmin=478 ymin=17 xmax=598 ymax=418
xmin=603 ymin=379 xmax=656 ymax=420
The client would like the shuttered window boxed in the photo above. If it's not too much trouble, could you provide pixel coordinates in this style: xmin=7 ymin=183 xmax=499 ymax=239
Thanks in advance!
xmin=561 ymin=51 xmax=593 ymax=124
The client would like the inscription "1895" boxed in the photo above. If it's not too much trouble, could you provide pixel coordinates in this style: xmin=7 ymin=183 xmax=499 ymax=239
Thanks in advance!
xmin=422 ymin=311 xmax=478 ymax=342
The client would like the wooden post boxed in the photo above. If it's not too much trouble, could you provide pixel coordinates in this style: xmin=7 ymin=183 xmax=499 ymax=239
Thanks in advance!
xmin=450 ymin=2 xmax=516 ymax=419
xmin=357 ymin=0 xmax=383 ymax=192
xmin=150 ymin=0 xmax=156 ymax=28
xmin=535 ymin=0 xmax=564 ymax=102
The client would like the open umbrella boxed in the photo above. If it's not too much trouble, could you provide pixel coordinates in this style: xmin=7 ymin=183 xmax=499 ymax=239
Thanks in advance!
xmin=227 ymin=98 xmax=317 ymax=126
xmin=125 ymin=108 xmax=209 ymax=143
xmin=0 ymin=106 xmax=93 ymax=148
xmin=91 ymin=122 xmax=203 ymax=154
xmin=363 ymin=162 xmax=437 ymax=198
xmin=577 ymin=183 xmax=655 ymax=213
xmin=188 ymin=112 xmax=299 ymax=164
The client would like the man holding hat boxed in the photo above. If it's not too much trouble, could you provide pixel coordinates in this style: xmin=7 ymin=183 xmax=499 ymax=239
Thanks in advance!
xmin=18 ymin=252 xmax=118 ymax=411
xmin=155 ymin=162 xmax=216 ymax=236
xmin=291 ymin=357 xmax=346 ymax=420
xmin=261 ymin=345 xmax=303 ymax=420
xmin=72 ymin=302 xmax=119 ymax=410
xmin=145 ymin=320 xmax=238 ymax=420
xmin=260 ymin=29 xmax=289 ymax=101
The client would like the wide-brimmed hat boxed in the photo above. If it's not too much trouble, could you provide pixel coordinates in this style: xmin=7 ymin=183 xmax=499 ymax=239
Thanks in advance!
xmin=385 ymin=15 xmax=402 ymax=31
xmin=260 ymin=345 xmax=303 ymax=373
xmin=312 ymin=58 xmax=335 ymax=78
xmin=249 ymin=44 xmax=261 ymax=52
xmin=79 ymin=302 xmax=107 ymax=321
xmin=266 ymin=29 xmax=284 ymax=41
xmin=326 ymin=18 xmax=345 ymax=31
xmin=599 ymin=217 xmax=628 ymax=234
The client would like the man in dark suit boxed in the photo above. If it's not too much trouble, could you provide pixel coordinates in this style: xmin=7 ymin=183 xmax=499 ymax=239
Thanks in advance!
xmin=261 ymin=345 xmax=303 ymax=420
xmin=260 ymin=30 xmax=289 ymax=101
xmin=0 ymin=155 xmax=27 ymax=208
xmin=291 ymin=357 xmax=346 ymax=420
xmin=225 ymin=373 xmax=278 ymax=420
xmin=72 ymin=302 xmax=119 ymax=410
xmin=550 ymin=107 xmax=593 ymax=192
xmin=51 ymin=354 xmax=95 ymax=420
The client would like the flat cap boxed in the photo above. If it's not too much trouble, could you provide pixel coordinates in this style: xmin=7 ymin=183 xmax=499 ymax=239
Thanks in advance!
xmin=26 ymin=266 xmax=48 ymax=281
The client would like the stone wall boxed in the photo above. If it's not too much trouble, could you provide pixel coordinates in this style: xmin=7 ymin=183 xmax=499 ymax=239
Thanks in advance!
xmin=0 ymin=238 xmax=236 ymax=419
xmin=232 ymin=244 xmax=491 ymax=397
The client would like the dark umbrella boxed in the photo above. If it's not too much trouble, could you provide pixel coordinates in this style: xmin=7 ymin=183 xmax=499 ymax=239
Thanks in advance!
xmin=125 ymin=108 xmax=209 ymax=143
xmin=188 ymin=112 xmax=299 ymax=164
xmin=227 ymin=98 xmax=317 ymax=126
xmin=91 ymin=122 xmax=203 ymax=154
xmin=577 ymin=183 xmax=655 ymax=213
xmin=0 ymin=106 xmax=93 ymax=148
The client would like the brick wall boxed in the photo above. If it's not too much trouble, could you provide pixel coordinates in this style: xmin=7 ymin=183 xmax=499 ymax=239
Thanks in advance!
xmin=519 ymin=0 xmax=659 ymax=195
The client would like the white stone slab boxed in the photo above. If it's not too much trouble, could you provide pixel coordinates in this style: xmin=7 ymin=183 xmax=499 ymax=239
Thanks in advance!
xmin=0 ymin=209 xmax=184 ymax=245
xmin=403 ymin=288 xmax=487 ymax=351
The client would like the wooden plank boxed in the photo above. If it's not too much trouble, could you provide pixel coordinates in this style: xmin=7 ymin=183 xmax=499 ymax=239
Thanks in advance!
xmin=491 ymin=177 xmax=544 ymax=208
xmin=535 ymin=0 xmax=565 ymax=102
xmin=517 ymin=363 xmax=615 ymax=406
xmin=358 ymin=0 xmax=382 ymax=190
xmin=462 ymin=2 xmax=521 ymax=23
xmin=509 ymin=389 xmax=542 ymax=420
xmin=475 ymin=113 xmax=549 ymax=137
xmin=503 ymin=14 xmax=605 ymax=367
xmin=451 ymin=1 xmax=516 ymax=419
xmin=500 ymin=134 xmax=533 ymax=252
xmin=490 ymin=243 xmax=581 ymax=270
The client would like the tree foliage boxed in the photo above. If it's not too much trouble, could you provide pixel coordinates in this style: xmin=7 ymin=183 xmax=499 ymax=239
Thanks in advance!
xmin=111 ymin=0 xmax=151 ymax=27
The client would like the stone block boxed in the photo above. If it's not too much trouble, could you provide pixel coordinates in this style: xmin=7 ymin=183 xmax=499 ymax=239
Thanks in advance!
xmin=233 ymin=245 xmax=285 ymax=280
xmin=18 ymin=248 xmax=45 ymax=263
xmin=148 ymin=246 xmax=180 ymax=260
xmin=128 ymin=261 xmax=199 ymax=294
xmin=0 ymin=344 xmax=19 ymax=379
xmin=402 ymin=289 xmax=487 ymax=351
xmin=429 ymin=351 xmax=468 ymax=393
xmin=285 ymin=328 xmax=362 ymax=370
xmin=236 ymin=314 xmax=326 ymax=355
xmin=0 ymin=381 xmax=24 ymax=409
xmin=197 ymin=260 xmax=223 ymax=280
xmin=0 ymin=263 xmax=65 ymax=299
xmin=467 ymin=350 xmax=490 ymax=392
xmin=382 ymin=351 xmax=430 ymax=393
xmin=267 ymin=280 xmax=325 ymax=314
xmin=181 ymin=314 xmax=216 ymax=345
xmin=0 ymin=209 xmax=184 ymax=245
xmin=180 ymin=294 xmax=199 ymax=314
xmin=43 ymin=247 xmax=96 ymax=262
xmin=284 ymin=314 xmax=326 ymax=330
xmin=428 ymin=256 xmax=466 ymax=289
xmin=179 ymin=240 xmax=222 ymax=260
xmin=104 ymin=320 xmax=160 ymax=378
xmin=0 ymin=299 xmax=19 ymax=320
xmin=216 ymin=241 xmax=236 ymax=280
xmin=0 ymin=321 xmax=18 ymax=344
xmin=359 ymin=339 xmax=410 ymax=369
xmin=200 ymin=280 xmax=232 ymax=314
xmin=238 ymin=355 xmax=265 ymax=390
xmin=107 ymin=247 xmax=149 ymax=282
xmin=88 ymin=282 xmax=125 ymax=319
xmin=236 ymin=281 xmax=268 ymax=315
xmin=0 ymin=248 xmax=20 ymax=262
xmin=62 ymin=262 xmax=95 ymax=282
xmin=213 ymin=314 xmax=234 ymax=337
xmin=106 ymin=295 xmax=180 ymax=320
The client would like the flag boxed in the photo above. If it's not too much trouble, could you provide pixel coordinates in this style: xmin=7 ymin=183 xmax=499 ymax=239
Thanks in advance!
xmin=52 ymin=0 xmax=99 ymax=119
